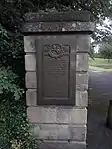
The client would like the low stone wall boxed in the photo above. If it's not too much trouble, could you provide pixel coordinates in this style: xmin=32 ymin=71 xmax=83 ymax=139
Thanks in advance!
xmin=23 ymin=11 xmax=94 ymax=149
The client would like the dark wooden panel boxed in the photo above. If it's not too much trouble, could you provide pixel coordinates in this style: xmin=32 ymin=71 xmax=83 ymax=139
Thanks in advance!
xmin=36 ymin=35 xmax=76 ymax=105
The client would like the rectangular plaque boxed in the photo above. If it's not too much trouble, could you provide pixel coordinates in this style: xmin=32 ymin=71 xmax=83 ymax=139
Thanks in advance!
xmin=43 ymin=45 xmax=69 ymax=99
xmin=36 ymin=37 xmax=76 ymax=105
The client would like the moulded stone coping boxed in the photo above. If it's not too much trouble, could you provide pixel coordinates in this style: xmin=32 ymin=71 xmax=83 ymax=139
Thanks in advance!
xmin=24 ymin=11 xmax=91 ymax=22
xmin=22 ymin=11 xmax=94 ymax=34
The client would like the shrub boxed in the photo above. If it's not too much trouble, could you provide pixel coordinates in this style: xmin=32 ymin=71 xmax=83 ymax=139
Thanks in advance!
xmin=0 ymin=24 xmax=38 ymax=149
xmin=0 ymin=67 xmax=38 ymax=149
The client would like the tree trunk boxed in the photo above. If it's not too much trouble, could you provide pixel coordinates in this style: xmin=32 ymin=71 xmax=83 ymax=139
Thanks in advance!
xmin=108 ymin=59 xmax=110 ymax=63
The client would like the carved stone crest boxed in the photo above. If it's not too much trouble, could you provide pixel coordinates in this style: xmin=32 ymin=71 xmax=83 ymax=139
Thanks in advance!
xmin=48 ymin=44 xmax=64 ymax=59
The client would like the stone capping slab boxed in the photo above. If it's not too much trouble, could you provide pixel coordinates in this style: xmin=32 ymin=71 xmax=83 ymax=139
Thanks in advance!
xmin=38 ymin=141 xmax=86 ymax=149
xmin=22 ymin=22 xmax=94 ymax=33
xmin=27 ymin=107 xmax=87 ymax=124
xmin=32 ymin=124 xmax=86 ymax=141
xmin=24 ymin=11 xmax=91 ymax=22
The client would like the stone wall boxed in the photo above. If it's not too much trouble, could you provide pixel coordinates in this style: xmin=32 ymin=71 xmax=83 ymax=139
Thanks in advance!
xmin=23 ymin=12 xmax=94 ymax=149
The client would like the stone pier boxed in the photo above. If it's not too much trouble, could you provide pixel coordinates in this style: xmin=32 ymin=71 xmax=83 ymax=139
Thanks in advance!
xmin=22 ymin=11 xmax=94 ymax=149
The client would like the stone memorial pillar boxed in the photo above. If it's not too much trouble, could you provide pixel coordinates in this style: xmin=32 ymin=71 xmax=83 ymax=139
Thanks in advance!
xmin=22 ymin=11 xmax=94 ymax=149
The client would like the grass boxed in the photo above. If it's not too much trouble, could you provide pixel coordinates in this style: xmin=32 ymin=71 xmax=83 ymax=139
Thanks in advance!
xmin=89 ymin=65 xmax=112 ymax=71
xmin=89 ymin=58 xmax=112 ymax=71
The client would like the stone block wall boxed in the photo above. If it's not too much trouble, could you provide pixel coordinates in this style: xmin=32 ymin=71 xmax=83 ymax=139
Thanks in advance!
xmin=23 ymin=12 xmax=94 ymax=149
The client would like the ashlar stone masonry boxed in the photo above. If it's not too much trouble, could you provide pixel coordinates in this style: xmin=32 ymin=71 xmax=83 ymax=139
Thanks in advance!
xmin=23 ymin=11 xmax=94 ymax=149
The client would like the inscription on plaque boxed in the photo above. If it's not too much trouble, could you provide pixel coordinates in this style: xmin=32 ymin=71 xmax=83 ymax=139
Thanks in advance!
xmin=43 ymin=44 xmax=70 ymax=99
xmin=36 ymin=39 xmax=76 ymax=105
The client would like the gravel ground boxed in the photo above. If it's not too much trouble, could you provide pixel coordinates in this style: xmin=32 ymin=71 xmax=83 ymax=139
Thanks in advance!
xmin=87 ymin=71 xmax=112 ymax=149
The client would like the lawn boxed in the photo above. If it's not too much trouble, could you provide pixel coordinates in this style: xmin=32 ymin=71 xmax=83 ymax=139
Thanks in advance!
xmin=89 ymin=58 xmax=112 ymax=71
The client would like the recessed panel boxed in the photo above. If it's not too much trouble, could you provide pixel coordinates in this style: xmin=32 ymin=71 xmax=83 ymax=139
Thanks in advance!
xmin=36 ymin=36 xmax=76 ymax=105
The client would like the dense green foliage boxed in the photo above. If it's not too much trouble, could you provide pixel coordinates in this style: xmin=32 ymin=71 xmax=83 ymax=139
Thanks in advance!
xmin=0 ymin=0 xmax=111 ymax=46
xmin=89 ymin=47 xmax=95 ymax=60
xmin=0 ymin=23 xmax=38 ymax=149
xmin=0 ymin=0 xmax=112 ymax=34
xmin=0 ymin=93 xmax=38 ymax=149
xmin=99 ymin=42 xmax=112 ymax=62
xmin=0 ymin=0 xmax=112 ymax=148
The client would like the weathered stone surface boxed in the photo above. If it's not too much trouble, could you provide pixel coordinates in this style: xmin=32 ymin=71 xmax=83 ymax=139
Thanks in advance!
xmin=23 ymin=11 xmax=94 ymax=149
xmin=33 ymin=124 xmax=70 ymax=140
xmin=27 ymin=107 xmax=87 ymax=124
xmin=25 ymin=54 xmax=36 ymax=71
xmin=24 ymin=11 xmax=91 ymax=22
xmin=32 ymin=124 xmax=86 ymax=141
xmin=35 ymin=35 xmax=77 ymax=48
xmin=76 ymin=73 xmax=88 ymax=91
xmin=26 ymin=89 xmax=88 ymax=107
xmin=76 ymin=35 xmax=91 ymax=52
xmin=57 ymin=125 xmax=71 ymax=140
xmin=27 ymin=107 xmax=57 ymax=123
xmin=76 ymin=91 xmax=88 ymax=107
xmin=35 ymin=35 xmax=90 ymax=52
xmin=76 ymin=53 xmax=88 ymax=72
xmin=56 ymin=107 xmax=87 ymax=124
xmin=26 ymin=72 xmax=37 ymax=89
xmin=24 ymin=36 xmax=36 ymax=52
xmin=69 ymin=126 xmax=86 ymax=141
xmin=26 ymin=89 xmax=37 ymax=106
xmin=22 ymin=11 xmax=94 ymax=34
xmin=23 ymin=22 xmax=94 ymax=33
xmin=38 ymin=141 xmax=86 ymax=149
xmin=25 ymin=73 xmax=88 ymax=95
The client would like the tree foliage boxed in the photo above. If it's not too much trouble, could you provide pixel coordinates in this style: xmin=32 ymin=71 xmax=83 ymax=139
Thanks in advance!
xmin=0 ymin=0 xmax=112 ymax=34
xmin=89 ymin=46 xmax=95 ymax=60
xmin=0 ymin=17 xmax=37 ymax=149
xmin=99 ymin=42 xmax=112 ymax=62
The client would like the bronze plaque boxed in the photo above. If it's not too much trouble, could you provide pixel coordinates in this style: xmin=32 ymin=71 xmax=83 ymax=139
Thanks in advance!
xmin=36 ymin=37 xmax=76 ymax=105
xmin=43 ymin=44 xmax=69 ymax=99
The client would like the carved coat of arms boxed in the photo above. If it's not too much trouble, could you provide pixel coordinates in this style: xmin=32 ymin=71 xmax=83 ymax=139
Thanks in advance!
xmin=48 ymin=44 xmax=64 ymax=59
